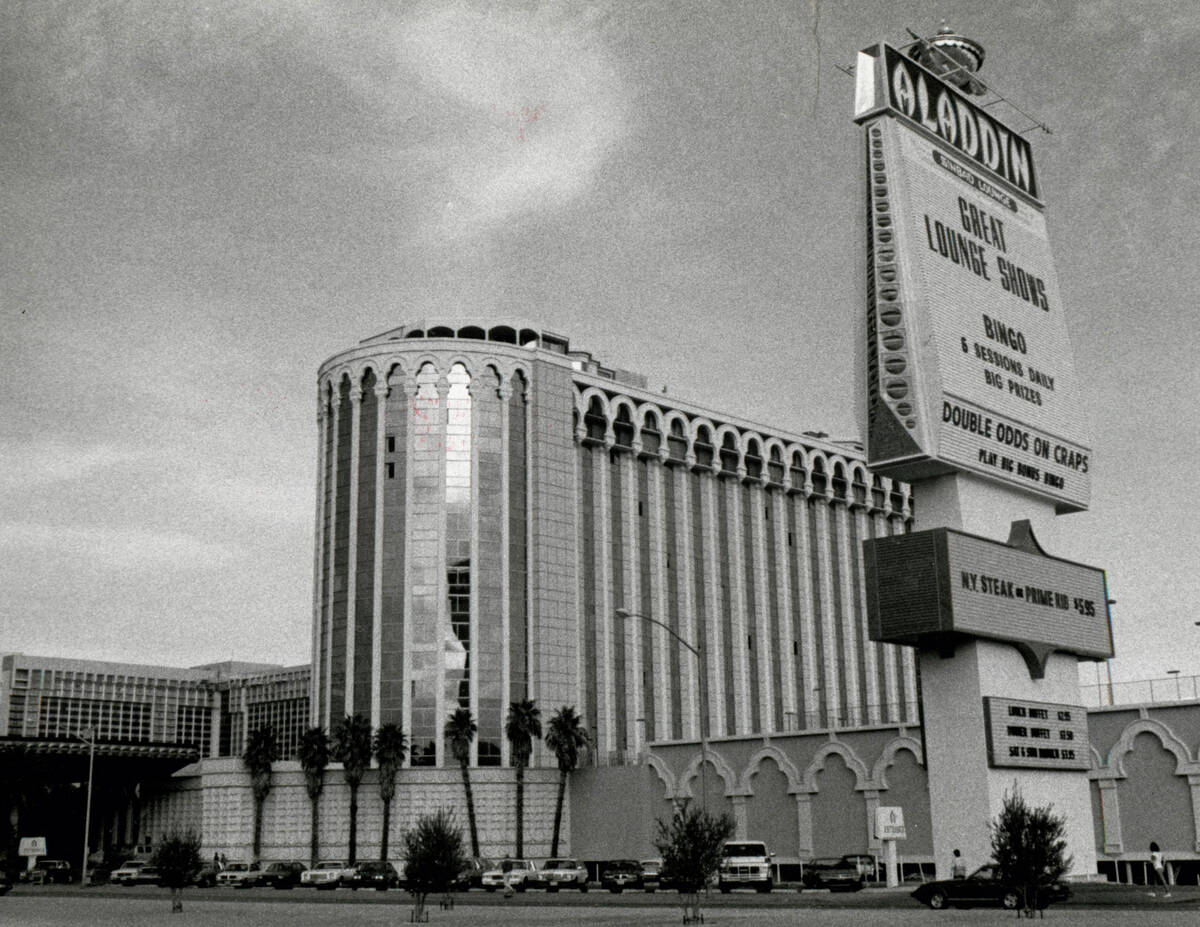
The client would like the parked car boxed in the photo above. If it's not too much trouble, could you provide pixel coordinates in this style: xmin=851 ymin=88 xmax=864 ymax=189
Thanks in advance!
xmin=599 ymin=859 xmax=643 ymax=893
xmin=126 ymin=865 xmax=162 ymax=886
xmin=480 ymin=859 xmax=537 ymax=892
xmin=110 ymin=859 xmax=150 ymax=885
xmin=717 ymin=841 xmax=774 ymax=893
xmin=802 ymin=856 xmax=866 ymax=892
xmin=249 ymin=861 xmax=307 ymax=889
xmin=640 ymin=859 xmax=663 ymax=893
xmin=301 ymin=860 xmax=350 ymax=890
xmin=452 ymin=857 xmax=494 ymax=891
xmin=345 ymin=860 xmax=400 ymax=891
xmin=911 ymin=864 xmax=1071 ymax=910
xmin=24 ymin=859 xmax=74 ymax=885
xmin=215 ymin=860 xmax=260 ymax=887
xmin=533 ymin=858 xmax=589 ymax=892
xmin=193 ymin=863 xmax=221 ymax=888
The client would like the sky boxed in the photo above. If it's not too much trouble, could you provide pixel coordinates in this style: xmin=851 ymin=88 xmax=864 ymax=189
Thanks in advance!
xmin=3 ymin=1 xmax=1197 ymax=692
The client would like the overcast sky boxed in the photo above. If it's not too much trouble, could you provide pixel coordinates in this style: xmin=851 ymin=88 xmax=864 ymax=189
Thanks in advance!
xmin=3 ymin=1 xmax=1197 ymax=691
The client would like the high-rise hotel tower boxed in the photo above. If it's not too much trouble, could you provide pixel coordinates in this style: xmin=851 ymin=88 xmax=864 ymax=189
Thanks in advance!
xmin=312 ymin=322 xmax=917 ymax=768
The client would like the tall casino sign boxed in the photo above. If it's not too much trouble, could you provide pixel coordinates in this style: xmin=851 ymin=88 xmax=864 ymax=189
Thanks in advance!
xmin=854 ymin=44 xmax=1092 ymax=513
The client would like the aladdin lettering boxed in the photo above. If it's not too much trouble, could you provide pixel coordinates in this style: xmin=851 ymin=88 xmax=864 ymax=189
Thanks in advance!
xmin=886 ymin=47 xmax=1038 ymax=200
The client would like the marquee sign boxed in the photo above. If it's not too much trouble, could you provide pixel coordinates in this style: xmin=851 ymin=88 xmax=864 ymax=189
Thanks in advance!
xmin=863 ymin=526 xmax=1113 ymax=675
xmin=983 ymin=697 xmax=1091 ymax=771
xmin=854 ymin=44 xmax=1092 ymax=512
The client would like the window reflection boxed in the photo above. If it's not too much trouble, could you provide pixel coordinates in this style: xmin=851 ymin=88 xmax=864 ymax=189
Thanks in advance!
xmin=444 ymin=364 xmax=472 ymax=759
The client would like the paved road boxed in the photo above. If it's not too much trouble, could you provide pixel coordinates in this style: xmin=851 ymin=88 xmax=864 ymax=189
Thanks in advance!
xmin=2 ymin=888 xmax=1198 ymax=927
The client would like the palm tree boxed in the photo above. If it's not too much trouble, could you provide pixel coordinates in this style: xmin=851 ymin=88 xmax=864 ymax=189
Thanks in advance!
xmin=443 ymin=708 xmax=480 ymax=857
xmin=241 ymin=725 xmax=279 ymax=860
xmin=544 ymin=706 xmax=589 ymax=857
xmin=504 ymin=698 xmax=542 ymax=858
xmin=373 ymin=722 xmax=408 ymax=861
xmin=331 ymin=713 xmax=373 ymax=865
xmin=297 ymin=726 xmax=330 ymax=866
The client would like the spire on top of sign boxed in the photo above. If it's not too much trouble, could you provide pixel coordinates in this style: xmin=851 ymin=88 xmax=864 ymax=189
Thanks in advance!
xmin=908 ymin=22 xmax=986 ymax=96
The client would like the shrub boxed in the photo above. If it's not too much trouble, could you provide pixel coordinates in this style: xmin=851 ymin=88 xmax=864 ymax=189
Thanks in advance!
xmin=990 ymin=786 xmax=1071 ymax=917
xmin=152 ymin=831 xmax=202 ymax=913
xmin=654 ymin=802 xmax=735 ymax=924
xmin=403 ymin=808 xmax=467 ymax=922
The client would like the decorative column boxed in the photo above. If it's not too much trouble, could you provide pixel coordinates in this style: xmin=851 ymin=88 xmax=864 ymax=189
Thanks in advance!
xmin=793 ymin=791 xmax=815 ymax=857
xmin=370 ymin=377 xmax=389 ymax=729
xmin=726 ymin=471 xmax=751 ymax=734
xmin=773 ymin=488 xmax=798 ymax=729
xmin=730 ymin=794 xmax=749 ymax=840
xmin=311 ymin=394 xmax=328 ymax=726
xmin=676 ymin=456 xmax=700 ymax=742
xmin=344 ymin=382 xmax=363 ymax=718
xmin=499 ymin=380 xmax=513 ymax=767
xmin=322 ymin=390 xmax=341 ymax=731
xmin=1094 ymin=777 xmax=1123 ymax=855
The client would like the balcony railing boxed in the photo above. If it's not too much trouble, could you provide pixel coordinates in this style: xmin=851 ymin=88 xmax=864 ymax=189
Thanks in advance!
xmin=1080 ymin=674 xmax=1200 ymax=708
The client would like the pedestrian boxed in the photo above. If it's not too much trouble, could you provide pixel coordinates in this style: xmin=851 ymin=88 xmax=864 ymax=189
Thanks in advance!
xmin=951 ymin=848 xmax=967 ymax=879
xmin=1148 ymin=842 xmax=1170 ymax=897
xmin=213 ymin=852 xmax=222 ymax=871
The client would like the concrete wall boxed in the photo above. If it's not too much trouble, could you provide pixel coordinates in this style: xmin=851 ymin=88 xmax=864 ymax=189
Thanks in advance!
xmin=141 ymin=759 xmax=561 ymax=864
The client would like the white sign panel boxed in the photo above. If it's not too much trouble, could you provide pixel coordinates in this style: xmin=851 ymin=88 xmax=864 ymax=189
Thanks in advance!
xmin=19 ymin=836 xmax=47 ymax=857
xmin=875 ymin=806 xmax=907 ymax=840
xmin=857 ymin=45 xmax=1092 ymax=512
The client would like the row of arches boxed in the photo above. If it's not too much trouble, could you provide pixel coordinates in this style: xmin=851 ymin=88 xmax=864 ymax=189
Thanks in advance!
xmin=576 ymin=388 xmax=911 ymax=514
xmin=318 ymin=353 xmax=532 ymax=409
xmin=648 ymin=736 xmax=924 ymax=800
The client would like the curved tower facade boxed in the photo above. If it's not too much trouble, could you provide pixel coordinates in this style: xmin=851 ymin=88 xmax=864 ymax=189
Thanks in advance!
xmin=313 ymin=321 xmax=916 ymax=770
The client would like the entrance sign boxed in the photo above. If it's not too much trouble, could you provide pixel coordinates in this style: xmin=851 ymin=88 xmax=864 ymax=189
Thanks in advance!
xmin=863 ymin=526 xmax=1112 ymax=674
xmin=854 ymin=44 xmax=1091 ymax=512
xmin=983 ymin=697 xmax=1091 ymax=771
xmin=19 ymin=837 xmax=46 ymax=857
xmin=875 ymin=806 xmax=907 ymax=840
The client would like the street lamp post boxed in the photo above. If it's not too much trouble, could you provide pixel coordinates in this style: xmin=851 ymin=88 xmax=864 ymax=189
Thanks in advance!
xmin=77 ymin=727 xmax=96 ymax=887
xmin=615 ymin=608 xmax=708 ymax=816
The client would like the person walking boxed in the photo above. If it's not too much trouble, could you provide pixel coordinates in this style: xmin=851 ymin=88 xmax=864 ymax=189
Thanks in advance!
xmin=1148 ymin=842 xmax=1170 ymax=897
xmin=951 ymin=849 xmax=967 ymax=880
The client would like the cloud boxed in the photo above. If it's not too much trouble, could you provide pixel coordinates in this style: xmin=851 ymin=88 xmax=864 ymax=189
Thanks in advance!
xmin=0 ymin=522 xmax=239 ymax=570
xmin=398 ymin=3 xmax=627 ymax=238
xmin=0 ymin=439 xmax=145 ymax=493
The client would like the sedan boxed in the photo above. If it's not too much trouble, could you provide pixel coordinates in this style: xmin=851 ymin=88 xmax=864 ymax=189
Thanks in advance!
xmin=534 ymin=858 xmax=589 ymax=892
xmin=250 ymin=861 xmax=307 ymax=889
xmin=110 ymin=860 xmax=149 ymax=886
xmin=25 ymin=859 xmax=74 ymax=885
xmin=801 ymin=857 xmax=865 ymax=892
xmin=301 ymin=860 xmax=349 ymax=890
xmin=599 ymin=859 xmax=643 ymax=893
xmin=480 ymin=859 xmax=537 ymax=892
xmin=345 ymin=861 xmax=400 ymax=891
xmin=126 ymin=865 xmax=162 ymax=886
xmin=215 ymin=861 xmax=260 ymax=887
xmin=453 ymin=857 xmax=494 ymax=891
xmin=911 ymin=865 xmax=1071 ymax=910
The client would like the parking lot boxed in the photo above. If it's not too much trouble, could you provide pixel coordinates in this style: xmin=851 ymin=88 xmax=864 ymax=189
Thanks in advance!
xmin=3 ymin=883 xmax=1199 ymax=926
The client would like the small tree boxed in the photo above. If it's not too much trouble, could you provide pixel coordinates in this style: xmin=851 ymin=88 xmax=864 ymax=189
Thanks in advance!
xmin=374 ymin=722 xmax=408 ymax=861
xmin=152 ymin=830 xmax=202 ymax=914
xmin=403 ymin=808 xmax=467 ymax=923
xmin=654 ymin=802 xmax=735 ymax=925
xmin=241 ymin=725 xmax=279 ymax=859
xmin=991 ymin=786 xmax=1071 ymax=918
xmin=298 ymin=726 xmax=330 ymax=866
xmin=332 ymin=713 xmax=373 ymax=865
